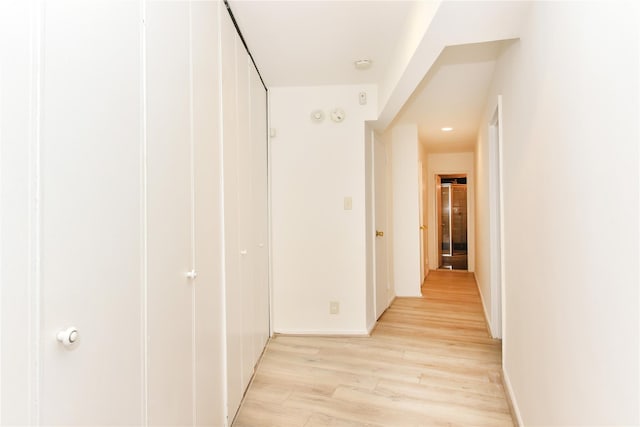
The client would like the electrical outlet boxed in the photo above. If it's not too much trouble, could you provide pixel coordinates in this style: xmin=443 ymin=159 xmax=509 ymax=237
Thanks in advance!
xmin=329 ymin=301 xmax=340 ymax=315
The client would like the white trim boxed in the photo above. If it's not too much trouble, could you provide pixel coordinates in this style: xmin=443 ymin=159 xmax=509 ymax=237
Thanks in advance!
xmin=29 ymin=1 xmax=44 ymax=422
xmin=503 ymin=367 xmax=524 ymax=427
xmin=0 ymin=8 xmax=4 ymax=422
xmin=187 ymin=3 xmax=197 ymax=424
xmin=366 ymin=320 xmax=377 ymax=335
xmin=367 ymin=126 xmax=376 ymax=327
xmin=387 ymin=290 xmax=396 ymax=307
xmin=430 ymin=167 xmax=474 ymax=273
xmin=372 ymin=131 xmax=391 ymax=319
xmin=267 ymin=89 xmax=274 ymax=339
xmin=274 ymin=329 xmax=370 ymax=337
xmin=637 ymin=6 xmax=640 ymax=422
xmin=215 ymin=4 xmax=230 ymax=425
xmin=473 ymin=272 xmax=494 ymax=337
xmin=488 ymin=95 xmax=504 ymax=339
xmin=418 ymin=161 xmax=425 ymax=283
xmin=497 ymin=95 xmax=507 ymax=354
xmin=139 ymin=1 xmax=149 ymax=424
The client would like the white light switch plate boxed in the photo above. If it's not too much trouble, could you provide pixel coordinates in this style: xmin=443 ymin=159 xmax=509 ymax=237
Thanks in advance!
xmin=344 ymin=196 xmax=352 ymax=210
xmin=330 ymin=301 xmax=340 ymax=315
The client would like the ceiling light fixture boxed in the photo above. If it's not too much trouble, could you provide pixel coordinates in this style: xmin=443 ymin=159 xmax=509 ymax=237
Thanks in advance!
xmin=441 ymin=127 xmax=453 ymax=132
xmin=354 ymin=59 xmax=372 ymax=70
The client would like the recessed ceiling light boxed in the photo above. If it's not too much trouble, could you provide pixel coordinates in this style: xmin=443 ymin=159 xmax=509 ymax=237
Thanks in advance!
xmin=441 ymin=127 xmax=453 ymax=132
xmin=354 ymin=59 xmax=372 ymax=70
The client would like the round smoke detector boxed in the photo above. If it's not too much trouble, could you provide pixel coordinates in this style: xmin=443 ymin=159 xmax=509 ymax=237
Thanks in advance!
xmin=310 ymin=109 xmax=325 ymax=123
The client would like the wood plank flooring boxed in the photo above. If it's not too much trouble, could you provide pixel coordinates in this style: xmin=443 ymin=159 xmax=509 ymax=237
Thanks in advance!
xmin=233 ymin=270 xmax=513 ymax=427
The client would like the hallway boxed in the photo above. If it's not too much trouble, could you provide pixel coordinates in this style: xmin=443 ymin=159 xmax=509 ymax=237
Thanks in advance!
xmin=233 ymin=271 xmax=512 ymax=426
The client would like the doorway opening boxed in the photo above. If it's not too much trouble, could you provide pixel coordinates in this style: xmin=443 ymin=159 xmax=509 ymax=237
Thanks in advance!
xmin=437 ymin=175 xmax=468 ymax=270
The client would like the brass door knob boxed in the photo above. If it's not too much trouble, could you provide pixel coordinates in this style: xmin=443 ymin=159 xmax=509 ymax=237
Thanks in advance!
xmin=376 ymin=230 xmax=384 ymax=237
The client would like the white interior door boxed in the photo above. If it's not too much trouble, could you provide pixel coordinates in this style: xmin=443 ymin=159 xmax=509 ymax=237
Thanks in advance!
xmin=236 ymin=39 xmax=256 ymax=392
xmin=374 ymin=136 xmax=389 ymax=319
xmin=221 ymin=11 xmax=244 ymax=421
xmin=191 ymin=2 xmax=226 ymax=424
xmin=146 ymin=2 xmax=194 ymax=424
xmin=39 ymin=2 xmax=143 ymax=424
xmin=222 ymin=12 xmax=270 ymax=420
xmin=250 ymin=64 xmax=270 ymax=360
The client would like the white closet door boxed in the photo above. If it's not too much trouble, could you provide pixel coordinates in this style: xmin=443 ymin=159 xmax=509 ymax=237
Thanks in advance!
xmin=236 ymin=41 xmax=256 ymax=392
xmin=222 ymin=9 xmax=271 ymax=422
xmin=191 ymin=1 xmax=226 ymax=426
xmin=221 ymin=10 xmax=244 ymax=421
xmin=249 ymin=65 xmax=270 ymax=360
xmin=145 ymin=2 xmax=193 ymax=425
xmin=39 ymin=2 xmax=143 ymax=425
xmin=0 ymin=2 xmax=35 ymax=423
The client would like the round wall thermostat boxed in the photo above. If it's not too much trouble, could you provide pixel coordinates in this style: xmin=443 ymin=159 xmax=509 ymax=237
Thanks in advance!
xmin=330 ymin=108 xmax=346 ymax=123
xmin=310 ymin=109 xmax=324 ymax=123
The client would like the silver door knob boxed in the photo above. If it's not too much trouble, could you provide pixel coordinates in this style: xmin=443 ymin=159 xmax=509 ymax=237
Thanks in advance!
xmin=186 ymin=270 xmax=197 ymax=279
xmin=57 ymin=327 xmax=79 ymax=347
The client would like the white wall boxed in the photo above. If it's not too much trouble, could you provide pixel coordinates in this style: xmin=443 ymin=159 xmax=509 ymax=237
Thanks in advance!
xmin=0 ymin=2 xmax=268 ymax=425
xmin=270 ymin=85 xmax=378 ymax=334
xmin=426 ymin=152 xmax=475 ymax=272
xmin=378 ymin=0 xmax=441 ymax=119
xmin=475 ymin=95 xmax=503 ymax=339
xmin=476 ymin=2 xmax=639 ymax=424
xmin=390 ymin=125 xmax=421 ymax=297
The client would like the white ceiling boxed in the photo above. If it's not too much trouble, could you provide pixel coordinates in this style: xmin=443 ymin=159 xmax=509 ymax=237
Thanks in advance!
xmin=228 ymin=1 xmax=520 ymax=152
xmin=393 ymin=40 xmax=513 ymax=152
xmin=228 ymin=0 xmax=416 ymax=87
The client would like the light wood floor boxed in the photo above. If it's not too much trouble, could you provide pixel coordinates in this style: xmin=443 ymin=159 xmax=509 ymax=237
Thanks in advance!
xmin=233 ymin=270 xmax=513 ymax=427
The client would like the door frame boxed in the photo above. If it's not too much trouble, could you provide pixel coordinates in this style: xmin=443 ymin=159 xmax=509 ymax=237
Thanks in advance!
xmin=373 ymin=133 xmax=389 ymax=320
xmin=435 ymin=174 xmax=468 ymax=270
xmin=489 ymin=95 xmax=505 ymax=339
xmin=418 ymin=162 xmax=425 ymax=282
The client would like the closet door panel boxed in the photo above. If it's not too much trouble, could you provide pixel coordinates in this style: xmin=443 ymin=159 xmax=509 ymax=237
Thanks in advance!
xmin=0 ymin=2 xmax=34 ymax=422
xmin=236 ymin=44 xmax=255 ymax=392
xmin=38 ymin=2 xmax=143 ymax=424
xmin=250 ymin=64 xmax=270 ymax=360
xmin=220 ymin=11 xmax=244 ymax=421
xmin=191 ymin=1 xmax=225 ymax=425
xmin=145 ymin=2 xmax=193 ymax=424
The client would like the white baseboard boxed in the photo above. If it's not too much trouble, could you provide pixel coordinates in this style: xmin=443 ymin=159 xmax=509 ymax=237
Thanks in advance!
xmin=473 ymin=272 xmax=495 ymax=338
xmin=502 ymin=367 xmax=524 ymax=426
xmin=387 ymin=290 xmax=396 ymax=306
xmin=274 ymin=328 xmax=370 ymax=337
xmin=366 ymin=318 xmax=377 ymax=335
